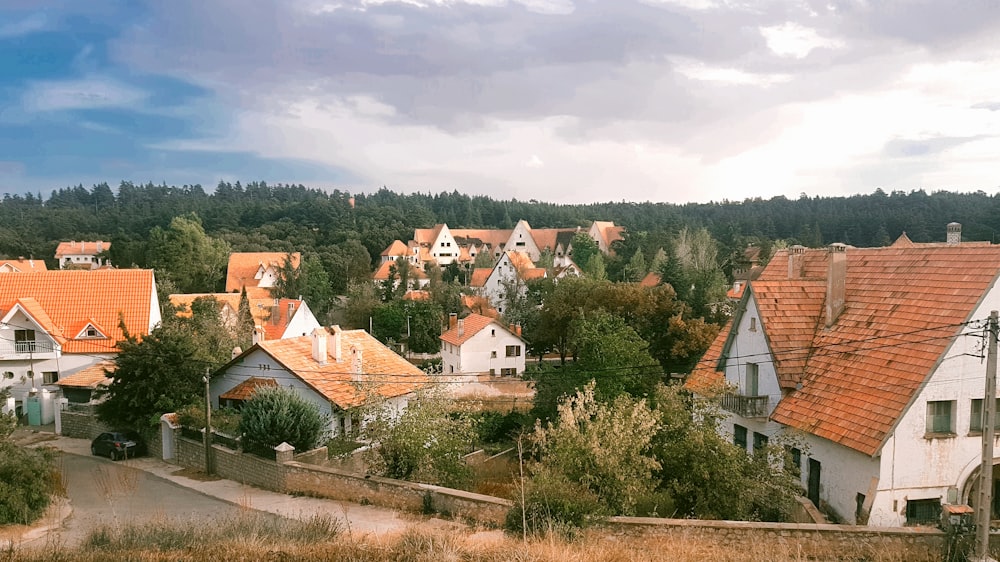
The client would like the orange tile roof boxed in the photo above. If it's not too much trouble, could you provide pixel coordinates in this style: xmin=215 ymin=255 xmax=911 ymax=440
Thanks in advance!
xmin=0 ymin=259 xmax=47 ymax=272
xmin=54 ymin=241 xmax=110 ymax=257
xmin=56 ymin=360 xmax=115 ymax=389
xmin=220 ymin=376 xmax=278 ymax=401
xmin=242 ymin=328 xmax=428 ymax=409
xmin=462 ymin=295 xmax=499 ymax=317
xmin=225 ymin=252 xmax=300 ymax=292
xmin=689 ymin=244 xmax=1000 ymax=456
xmin=470 ymin=268 xmax=491 ymax=288
xmin=169 ymin=293 xmax=304 ymax=340
xmin=440 ymin=313 xmax=501 ymax=346
xmin=639 ymin=272 xmax=661 ymax=288
xmin=0 ymin=270 xmax=156 ymax=354
xmin=381 ymin=240 xmax=409 ymax=257
xmin=372 ymin=260 xmax=428 ymax=281
xmin=507 ymin=251 xmax=534 ymax=271
xmin=402 ymin=290 xmax=430 ymax=301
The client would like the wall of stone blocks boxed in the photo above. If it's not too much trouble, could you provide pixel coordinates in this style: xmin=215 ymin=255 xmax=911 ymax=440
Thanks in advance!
xmin=59 ymin=410 xmax=112 ymax=440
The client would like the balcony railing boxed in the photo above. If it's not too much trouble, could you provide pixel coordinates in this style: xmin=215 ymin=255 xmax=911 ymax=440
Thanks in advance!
xmin=720 ymin=392 xmax=769 ymax=419
xmin=0 ymin=340 xmax=57 ymax=356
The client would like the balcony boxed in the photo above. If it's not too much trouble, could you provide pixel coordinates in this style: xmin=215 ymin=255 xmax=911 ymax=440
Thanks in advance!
xmin=720 ymin=392 xmax=769 ymax=419
xmin=0 ymin=340 xmax=58 ymax=358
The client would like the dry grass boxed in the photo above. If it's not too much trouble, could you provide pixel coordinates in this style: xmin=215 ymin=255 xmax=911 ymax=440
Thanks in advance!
xmin=0 ymin=517 xmax=939 ymax=562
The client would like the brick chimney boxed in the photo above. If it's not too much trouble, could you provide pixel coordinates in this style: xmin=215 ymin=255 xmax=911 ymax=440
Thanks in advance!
xmin=448 ymin=313 xmax=458 ymax=330
xmin=331 ymin=325 xmax=342 ymax=362
xmin=457 ymin=318 xmax=465 ymax=338
xmin=947 ymin=222 xmax=961 ymax=245
xmin=311 ymin=327 xmax=328 ymax=365
xmin=271 ymin=299 xmax=280 ymax=325
xmin=350 ymin=346 xmax=363 ymax=382
xmin=825 ymin=243 xmax=847 ymax=328
xmin=515 ymin=324 xmax=522 ymax=337
xmin=788 ymin=245 xmax=806 ymax=279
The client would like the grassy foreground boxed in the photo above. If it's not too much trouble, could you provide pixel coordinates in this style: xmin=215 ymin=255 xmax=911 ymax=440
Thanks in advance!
xmin=0 ymin=512 xmax=934 ymax=562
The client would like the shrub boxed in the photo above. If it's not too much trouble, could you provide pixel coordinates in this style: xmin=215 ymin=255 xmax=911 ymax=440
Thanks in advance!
xmin=177 ymin=402 xmax=241 ymax=435
xmin=0 ymin=413 xmax=59 ymax=525
xmin=505 ymin=467 xmax=604 ymax=539
xmin=472 ymin=410 xmax=530 ymax=445
xmin=239 ymin=387 xmax=329 ymax=451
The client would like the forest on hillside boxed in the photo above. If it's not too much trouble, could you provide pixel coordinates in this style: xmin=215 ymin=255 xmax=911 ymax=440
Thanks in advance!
xmin=3 ymin=182 xmax=997 ymax=284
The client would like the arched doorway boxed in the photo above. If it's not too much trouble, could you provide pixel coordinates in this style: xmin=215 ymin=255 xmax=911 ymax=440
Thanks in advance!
xmin=960 ymin=460 xmax=1000 ymax=518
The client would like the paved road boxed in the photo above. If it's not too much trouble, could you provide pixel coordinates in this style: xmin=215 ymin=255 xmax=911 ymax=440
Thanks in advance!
xmin=35 ymin=452 xmax=248 ymax=548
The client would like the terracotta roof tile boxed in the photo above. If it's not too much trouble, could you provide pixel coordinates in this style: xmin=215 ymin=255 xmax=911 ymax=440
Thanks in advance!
xmin=639 ymin=272 xmax=661 ymax=288
xmin=440 ymin=313 xmax=505 ymax=346
xmin=372 ymin=260 xmax=427 ymax=281
xmin=54 ymin=241 xmax=110 ymax=257
xmin=381 ymin=240 xmax=409 ymax=257
xmin=251 ymin=328 xmax=428 ymax=409
xmin=470 ymin=268 xmax=491 ymax=288
xmin=220 ymin=376 xmax=278 ymax=401
xmin=0 ymin=259 xmax=47 ymax=272
xmin=0 ymin=270 xmax=156 ymax=354
xmin=56 ymin=361 xmax=115 ymax=389
xmin=691 ymin=244 xmax=1000 ymax=457
xmin=225 ymin=252 xmax=300 ymax=293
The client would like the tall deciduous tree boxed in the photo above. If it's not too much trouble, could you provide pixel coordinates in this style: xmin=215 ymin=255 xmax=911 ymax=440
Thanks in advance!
xmin=570 ymin=232 xmax=599 ymax=272
xmin=147 ymin=213 xmax=229 ymax=293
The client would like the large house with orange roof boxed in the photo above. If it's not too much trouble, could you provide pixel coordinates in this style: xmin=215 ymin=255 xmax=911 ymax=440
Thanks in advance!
xmin=0 ymin=258 xmax=47 ymax=273
xmin=169 ymin=293 xmax=320 ymax=342
xmin=440 ymin=313 xmax=525 ymax=376
xmin=225 ymin=252 xmax=301 ymax=297
xmin=379 ymin=219 xmax=625 ymax=270
xmin=55 ymin=240 xmax=111 ymax=269
xmin=210 ymin=326 xmax=428 ymax=437
xmin=479 ymin=251 xmax=547 ymax=315
xmin=686 ymin=223 xmax=1000 ymax=526
xmin=0 ymin=270 xmax=160 ymax=419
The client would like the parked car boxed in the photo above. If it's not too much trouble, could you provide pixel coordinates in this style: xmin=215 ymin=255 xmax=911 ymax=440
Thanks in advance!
xmin=90 ymin=431 xmax=147 ymax=460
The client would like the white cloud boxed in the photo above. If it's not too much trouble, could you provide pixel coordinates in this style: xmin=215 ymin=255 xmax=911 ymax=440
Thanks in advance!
xmin=22 ymin=77 xmax=147 ymax=112
xmin=671 ymin=58 xmax=792 ymax=87
xmin=0 ymin=13 xmax=47 ymax=39
xmin=760 ymin=22 xmax=844 ymax=59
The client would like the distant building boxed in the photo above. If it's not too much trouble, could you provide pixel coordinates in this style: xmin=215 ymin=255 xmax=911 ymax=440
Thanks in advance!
xmin=440 ymin=313 xmax=526 ymax=376
xmin=225 ymin=252 xmax=301 ymax=297
xmin=55 ymin=240 xmax=110 ymax=270
xmin=0 ymin=259 xmax=47 ymax=273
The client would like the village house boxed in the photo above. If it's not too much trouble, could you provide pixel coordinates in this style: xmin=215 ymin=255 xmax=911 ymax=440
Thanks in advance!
xmin=168 ymin=293 xmax=320 ymax=342
xmin=0 ymin=270 xmax=160 ymax=421
xmin=686 ymin=223 xmax=1000 ymax=527
xmin=55 ymin=240 xmax=111 ymax=269
xmin=439 ymin=313 xmax=526 ymax=376
xmin=225 ymin=252 xmax=301 ymax=297
xmin=0 ymin=258 xmax=47 ymax=273
xmin=371 ymin=259 xmax=430 ymax=291
xmin=210 ymin=326 xmax=428 ymax=437
xmin=477 ymin=251 xmax=546 ymax=314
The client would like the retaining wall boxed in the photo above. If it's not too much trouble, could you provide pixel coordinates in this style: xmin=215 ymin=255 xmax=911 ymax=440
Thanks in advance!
xmin=59 ymin=409 xmax=112 ymax=439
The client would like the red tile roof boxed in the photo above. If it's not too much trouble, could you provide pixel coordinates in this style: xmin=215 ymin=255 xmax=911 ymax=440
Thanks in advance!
xmin=247 ymin=328 xmax=428 ymax=409
xmin=470 ymin=268 xmax=491 ymax=288
xmin=56 ymin=361 xmax=115 ymax=389
xmin=639 ymin=272 xmax=661 ymax=288
xmin=219 ymin=376 xmax=278 ymax=401
xmin=54 ymin=241 xmax=110 ymax=257
xmin=440 ymin=313 xmax=501 ymax=346
xmin=0 ymin=259 xmax=47 ymax=272
xmin=0 ymin=270 xmax=156 ymax=354
xmin=381 ymin=240 xmax=409 ymax=257
xmin=225 ymin=252 xmax=300 ymax=292
xmin=372 ymin=260 xmax=428 ymax=281
xmin=688 ymin=244 xmax=1000 ymax=456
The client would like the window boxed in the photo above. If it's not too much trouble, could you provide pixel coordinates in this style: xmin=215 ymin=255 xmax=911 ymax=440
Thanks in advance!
xmin=753 ymin=432 xmax=768 ymax=453
xmin=785 ymin=446 xmax=802 ymax=477
xmin=14 ymin=329 xmax=36 ymax=353
xmin=491 ymin=351 xmax=497 ymax=358
xmin=500 ymin=368 xmax=517 ymax=376
xmin=2 ymin=371 xmax=12 ymax=380
xmin=491 ymin=329 xmax=495 ymax=337
xmin=733 ymin=424 xmax=747 ymax=451
xmin=925 ymin=400 xmax=955 ymax=435
xmin=42 ymin=372 xmax=58 ymax=385
xmin=970 ymin=398 xmax=1000 ymax=432
xmin=749 ymin=317 xmax=757 ymax=332
xmin=905 ymin=498 xmax=941 ymax=526
xmin=746 ymin=363 xmax=759 ymax=396
xmin=505 ymin=345 xmax=521 ymax=357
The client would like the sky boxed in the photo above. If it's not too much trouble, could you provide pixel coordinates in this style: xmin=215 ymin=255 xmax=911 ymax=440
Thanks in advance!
xmin=2 ymin=1 xmax=1000 ymax=205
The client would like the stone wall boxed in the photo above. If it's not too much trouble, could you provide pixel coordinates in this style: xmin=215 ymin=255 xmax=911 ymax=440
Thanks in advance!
xmin=176 ymin=436 xmax=287 ymax=490
xmin=292 ymin=446 xmax=328 ymax=466
xmin=601 ymin=517 xmax=946 ymax=562
xmin=59 ymin=409 xmax=112 ymax=440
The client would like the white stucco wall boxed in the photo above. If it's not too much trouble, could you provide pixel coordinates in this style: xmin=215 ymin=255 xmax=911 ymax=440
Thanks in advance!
xmin=505 ymin=221 xmax=540 ymax=261
xmin=722 ymin=293 xmax=782 ymax=415
xmin=442 ymin=323 xmax=525 ymax=376
xmin=283 ymin=302 xmax=321 ymax=339
xmin=430 ymin=225 xmax=459 ymax=265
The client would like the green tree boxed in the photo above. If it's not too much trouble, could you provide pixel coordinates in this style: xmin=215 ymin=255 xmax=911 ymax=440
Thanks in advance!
xmin=570 ymin=232 xmax=599 ymax=272
xmin=271 ymin=254 xmax=333 ymax=316
xmin=625 ymin=249 xmax=647 ymax=282
xmin=474 ymin=248 xmax=495 ymax=269
xmin=569 ymin=311 xmax=662 ymax=401
xmin=344 ymin=280 xmax=379 ymax=330
xmin=239 ymin=386 xmax=329 ymax=451
xmin=147 ymin=213 xmax=229 ymax=293
xmin=583 ymin=252 xmax=606 ymax=280
xmin=363 ymin=390 xmax=476 ymax=488
xmin=0 ymin=415 xmax=58 ymax=525
xmin=236 ymin=287 xmax=255 ymax=350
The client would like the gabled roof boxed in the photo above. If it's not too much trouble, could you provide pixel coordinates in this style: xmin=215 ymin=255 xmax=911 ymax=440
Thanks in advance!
xmin=371 ymin=260 xmax=428 ymax=281
xmin=0 ymin=270 xmax=156 ymax=354
xmin=638 ymin=272 xmax=661 ymax=287
xmin=226 ymin=328 xmax=428 ymax=409
xmin=688 ymin=244 xmax=1000 ymax=457
xmin=55 ymin=241 xmax=110 ymax=257
xmin=381 ymin=240 xmax=409 ymax=257
xmin=225 ymin=252 xmax=300 ymax=292
xmin=219 ymin=376 xmax=278 ymax=401
xmin=461 ymin=295 xmax=499 ymax=317
xmin=169 ymin=293 xmax=307 ymax=341
xmin=440 ymin=313 xmax=519 ymax=346
xmin=470 ymin=268 xmax=492 ymax=288
xmin=0 ymin=259 xmax=47 ymax=272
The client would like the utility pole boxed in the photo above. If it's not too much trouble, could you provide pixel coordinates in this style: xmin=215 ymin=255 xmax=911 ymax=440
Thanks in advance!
xmin=976 ymin=310 xmax=998 ymax=561
xmin=203 ymin=367 xmax=213 ymax=476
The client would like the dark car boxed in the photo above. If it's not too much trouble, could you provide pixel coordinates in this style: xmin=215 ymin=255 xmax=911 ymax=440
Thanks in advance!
xmin=90 ymin=431 xmax=147 ymax=460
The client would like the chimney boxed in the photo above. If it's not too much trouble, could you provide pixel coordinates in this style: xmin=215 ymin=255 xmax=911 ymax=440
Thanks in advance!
xmin=252 ymin=325 xmax=265 ymax=345
xmin=96 ymin=241 xmax=103 ymax=252
xmin=348 ymin=196 xmax=356 ymax=209
xmin=457 ymin=318 xmax=465 ymax=337
xmin=350 ymin=346 xmax=363 ymax=382
xmin=311 ymin=327 xmax=328 ymax=365
xmin=271 ymin=299 xmax=280 ymax=325
xmin=79 ymin=241 xmax=84 ymax=251
xmin=824 ymin=243 xmax=847 ymax=328
xmin=947 ymin=222 xmax=962 ymax=245
xmin=788 ymin=245 xmax=806 ymax=279
xmin=287 ymin=302 xmax=295 ymax=320
xmin=515 ymin=324 xmax=522 ymax=337
xmin=449 ymin=313 xmax=458 ymax=330
xmin=231 ymin=346 xmax=242 ymax=360
xmin=331 ymin=325 xmax=342 ymax=362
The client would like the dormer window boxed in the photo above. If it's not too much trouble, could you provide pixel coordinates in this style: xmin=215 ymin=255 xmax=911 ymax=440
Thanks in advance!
xmin=75 ymin=323 xmax=107 ymax=340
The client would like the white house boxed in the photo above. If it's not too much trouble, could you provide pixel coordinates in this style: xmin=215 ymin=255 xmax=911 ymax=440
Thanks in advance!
xmin=0 ymin=269 xmax=160 ymax=420
xmin=480 ymin=251 xmax=546 ymax=315
xmin=169 ymin=293 xmax=320 ymax=341
xmin=440 ymin=313 xmax=526 ymax=376
xmin=687 ymin=224 xmax=1000 ymax=527
xmin=211 ymin=326 xmax=428 ymax=437
xmin=55 ymin=240 xmax=110 ymax=269
xmin=0 ymin=259 xmax=47 ymax=273
xmin=225 ymin=252 xmax=301 ymax=296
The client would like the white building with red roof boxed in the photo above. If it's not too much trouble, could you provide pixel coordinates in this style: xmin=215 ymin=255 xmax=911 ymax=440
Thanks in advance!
xmin=686 ymin=224 xmax=1000 ymax=526
xmin=55 ymin=240 xmax=110 ymax=270
xmin=0 ymin=269 xmax=160 ymax=419
xmin=225 ymin=252 xmax=300 ymax=297
xmin=440 ymin=313 xmax=525 ymax=377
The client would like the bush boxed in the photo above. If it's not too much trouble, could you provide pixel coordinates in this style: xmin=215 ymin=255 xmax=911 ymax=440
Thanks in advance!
xmin=0 ymin=414 xmax=59 ymax=524
xmin=176 ymin=402 xmax=241 ymax=435
xmin=505 ymin=468 xmax=604 ymax=539
xmin=472 ymin=410 xmax=531 ymax=446
xmin=239 ymin=387 xmax=329 ymax=451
